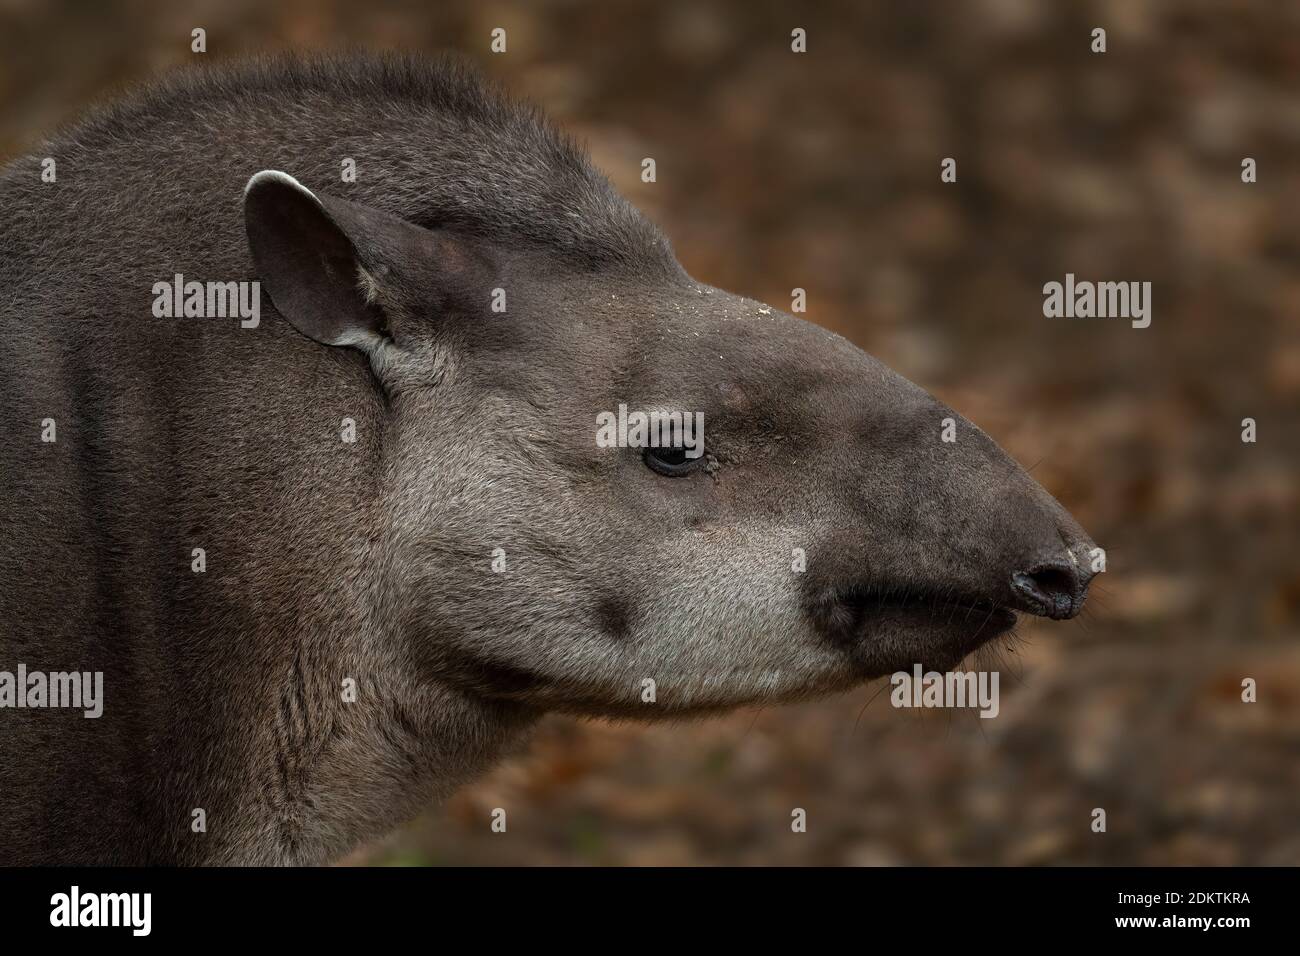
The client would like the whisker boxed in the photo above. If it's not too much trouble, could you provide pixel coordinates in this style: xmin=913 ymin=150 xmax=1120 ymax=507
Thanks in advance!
xmin=854 ymin=678 xmax=893 ymax=732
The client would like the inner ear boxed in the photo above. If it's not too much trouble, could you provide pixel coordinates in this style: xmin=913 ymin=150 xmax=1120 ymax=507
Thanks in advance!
xmin=243 ymin=170 xmax=389 ymax=349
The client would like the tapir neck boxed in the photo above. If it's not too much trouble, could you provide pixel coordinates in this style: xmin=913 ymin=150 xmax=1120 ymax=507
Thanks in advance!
xmin=0 ymin=324 xmax=537 ymax=863
xmin=247 ymin=665 xmax=538 ymax=865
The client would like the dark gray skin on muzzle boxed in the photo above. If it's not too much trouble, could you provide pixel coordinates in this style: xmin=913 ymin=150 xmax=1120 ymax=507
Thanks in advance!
xmin=0 ymin=54 xmax=1096 ymax=864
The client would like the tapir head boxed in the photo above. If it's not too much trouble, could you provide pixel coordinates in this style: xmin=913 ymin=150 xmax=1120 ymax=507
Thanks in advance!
xmin=244 ymin=168 xmax=1097 ymax=717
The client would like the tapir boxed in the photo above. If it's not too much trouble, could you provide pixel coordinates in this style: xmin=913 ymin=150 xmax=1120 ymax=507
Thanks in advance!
xmin=0 ymin=53 xmax=1096 ymax=864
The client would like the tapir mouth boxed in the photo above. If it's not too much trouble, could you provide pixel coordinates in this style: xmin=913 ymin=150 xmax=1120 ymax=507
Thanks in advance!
xmin=810 ymin=583 xmax=1020 ymax=676
xmin=839 ymin=585 xmax=1018 ymax=635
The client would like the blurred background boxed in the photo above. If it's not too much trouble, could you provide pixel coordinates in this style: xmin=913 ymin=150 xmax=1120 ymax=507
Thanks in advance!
xmin=1 ymin=0 xmax=1296 ymax=864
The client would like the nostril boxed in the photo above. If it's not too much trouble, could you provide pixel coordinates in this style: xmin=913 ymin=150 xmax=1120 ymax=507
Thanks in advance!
xmin=1030 ymin=567 xmax=1076 ymax=600
xmin=1010 ymin=563 xmax=1086 ymax=620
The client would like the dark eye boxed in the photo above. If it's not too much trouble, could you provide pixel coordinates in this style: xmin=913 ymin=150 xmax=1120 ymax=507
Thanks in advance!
xmin=643 ymin=445 xmax=705 ymax=478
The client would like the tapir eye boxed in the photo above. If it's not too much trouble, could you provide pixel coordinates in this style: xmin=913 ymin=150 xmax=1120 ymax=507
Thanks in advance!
xmin=643 ymin=445 xmax=705 ymax=478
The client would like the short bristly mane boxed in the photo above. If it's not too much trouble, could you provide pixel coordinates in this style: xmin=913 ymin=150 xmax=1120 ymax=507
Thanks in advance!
xmin=2 ymin=51 xmax=672 ymax=273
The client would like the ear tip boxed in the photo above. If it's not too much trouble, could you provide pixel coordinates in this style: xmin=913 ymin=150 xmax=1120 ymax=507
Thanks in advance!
xmin=244 ymin=169 xmax=321 ymax=204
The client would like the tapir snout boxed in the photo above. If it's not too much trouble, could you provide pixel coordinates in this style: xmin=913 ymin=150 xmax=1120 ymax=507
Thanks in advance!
xmin=784 ymin=335 xmax=1099 ymax=674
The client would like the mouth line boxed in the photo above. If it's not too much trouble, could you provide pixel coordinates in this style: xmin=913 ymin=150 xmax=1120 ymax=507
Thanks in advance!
xmin=820 ymin=585 xmax=1020 ymax=679
xmin=807 ymin=582 xmax=1023 ymax=677
xmin=838 ymin=586 xmax=1017 ymax=630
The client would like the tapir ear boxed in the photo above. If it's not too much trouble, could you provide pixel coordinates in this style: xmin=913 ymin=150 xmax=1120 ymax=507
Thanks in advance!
xmin=243 ymin=170 xmax=394 ymax=349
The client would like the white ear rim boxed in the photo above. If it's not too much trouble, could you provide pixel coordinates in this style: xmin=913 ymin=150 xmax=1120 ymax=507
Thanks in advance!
xmin=243 ymin=169 xmax=322 ymax=204
xmin=242 ymin=168 xmax=394 ymax=371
